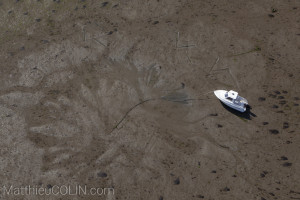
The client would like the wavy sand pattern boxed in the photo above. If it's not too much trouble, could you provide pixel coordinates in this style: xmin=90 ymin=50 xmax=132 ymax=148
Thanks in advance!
xmin=0 ymin=0 xmax=299 ymax=199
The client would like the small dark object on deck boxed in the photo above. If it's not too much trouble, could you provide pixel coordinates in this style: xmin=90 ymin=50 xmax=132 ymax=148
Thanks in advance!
xmin=258 ymin=97 xmax=266 ymax=101
xmin=153 ymin=21 xmax=159 ymax=25
xmin=36 ymin=18 xmax=41 ymax=22
xmin=262 ymin=122 xmax=269 ymax=125
xmin=268 ymin=14 xmax=274 ymax=17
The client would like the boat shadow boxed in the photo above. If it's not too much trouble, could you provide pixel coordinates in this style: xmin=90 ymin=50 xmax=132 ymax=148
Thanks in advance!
xmin=220 ymin=101 xmax=256 ymax=120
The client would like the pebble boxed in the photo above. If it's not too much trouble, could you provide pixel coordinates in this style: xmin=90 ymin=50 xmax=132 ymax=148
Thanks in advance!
xmin=269 ymin=129 xmax=279 ymax=134
xmin=174 ymin=177 xmax=180 ymax=185
xmin=97 ymin=172 xmax=107 ymax=177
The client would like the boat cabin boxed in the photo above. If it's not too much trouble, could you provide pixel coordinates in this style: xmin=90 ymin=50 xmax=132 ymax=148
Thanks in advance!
xmin=225 ymin=90 xmax=248 ymax=107
xmin=225 ymin=90 xmax=238 ymax=101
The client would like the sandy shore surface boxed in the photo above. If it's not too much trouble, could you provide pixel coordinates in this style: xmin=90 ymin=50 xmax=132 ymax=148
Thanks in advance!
xmin=0 ymin=0 xmax=299 ymax=199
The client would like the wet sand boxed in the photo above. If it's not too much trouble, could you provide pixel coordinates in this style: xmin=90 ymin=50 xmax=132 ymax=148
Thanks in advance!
xmin=0 ymin=0 xmax=299 ymax=199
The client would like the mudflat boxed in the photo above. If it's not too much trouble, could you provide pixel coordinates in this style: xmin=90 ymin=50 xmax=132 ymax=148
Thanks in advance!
xmin=0 ymin=0 xmax=299 ymax=199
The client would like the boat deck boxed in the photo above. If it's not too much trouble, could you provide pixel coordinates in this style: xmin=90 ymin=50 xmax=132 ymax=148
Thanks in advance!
xmin=233 ymin=96 xmax=248 ymax=106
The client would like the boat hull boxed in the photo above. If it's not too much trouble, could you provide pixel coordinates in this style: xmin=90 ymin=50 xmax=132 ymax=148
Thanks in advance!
xmin=214 ymin=90 xmax=246 ymax=112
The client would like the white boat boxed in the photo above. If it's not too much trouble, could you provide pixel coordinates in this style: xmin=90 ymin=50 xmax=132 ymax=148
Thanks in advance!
xmin=214 ymin=90 xmax=248 ymax=112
